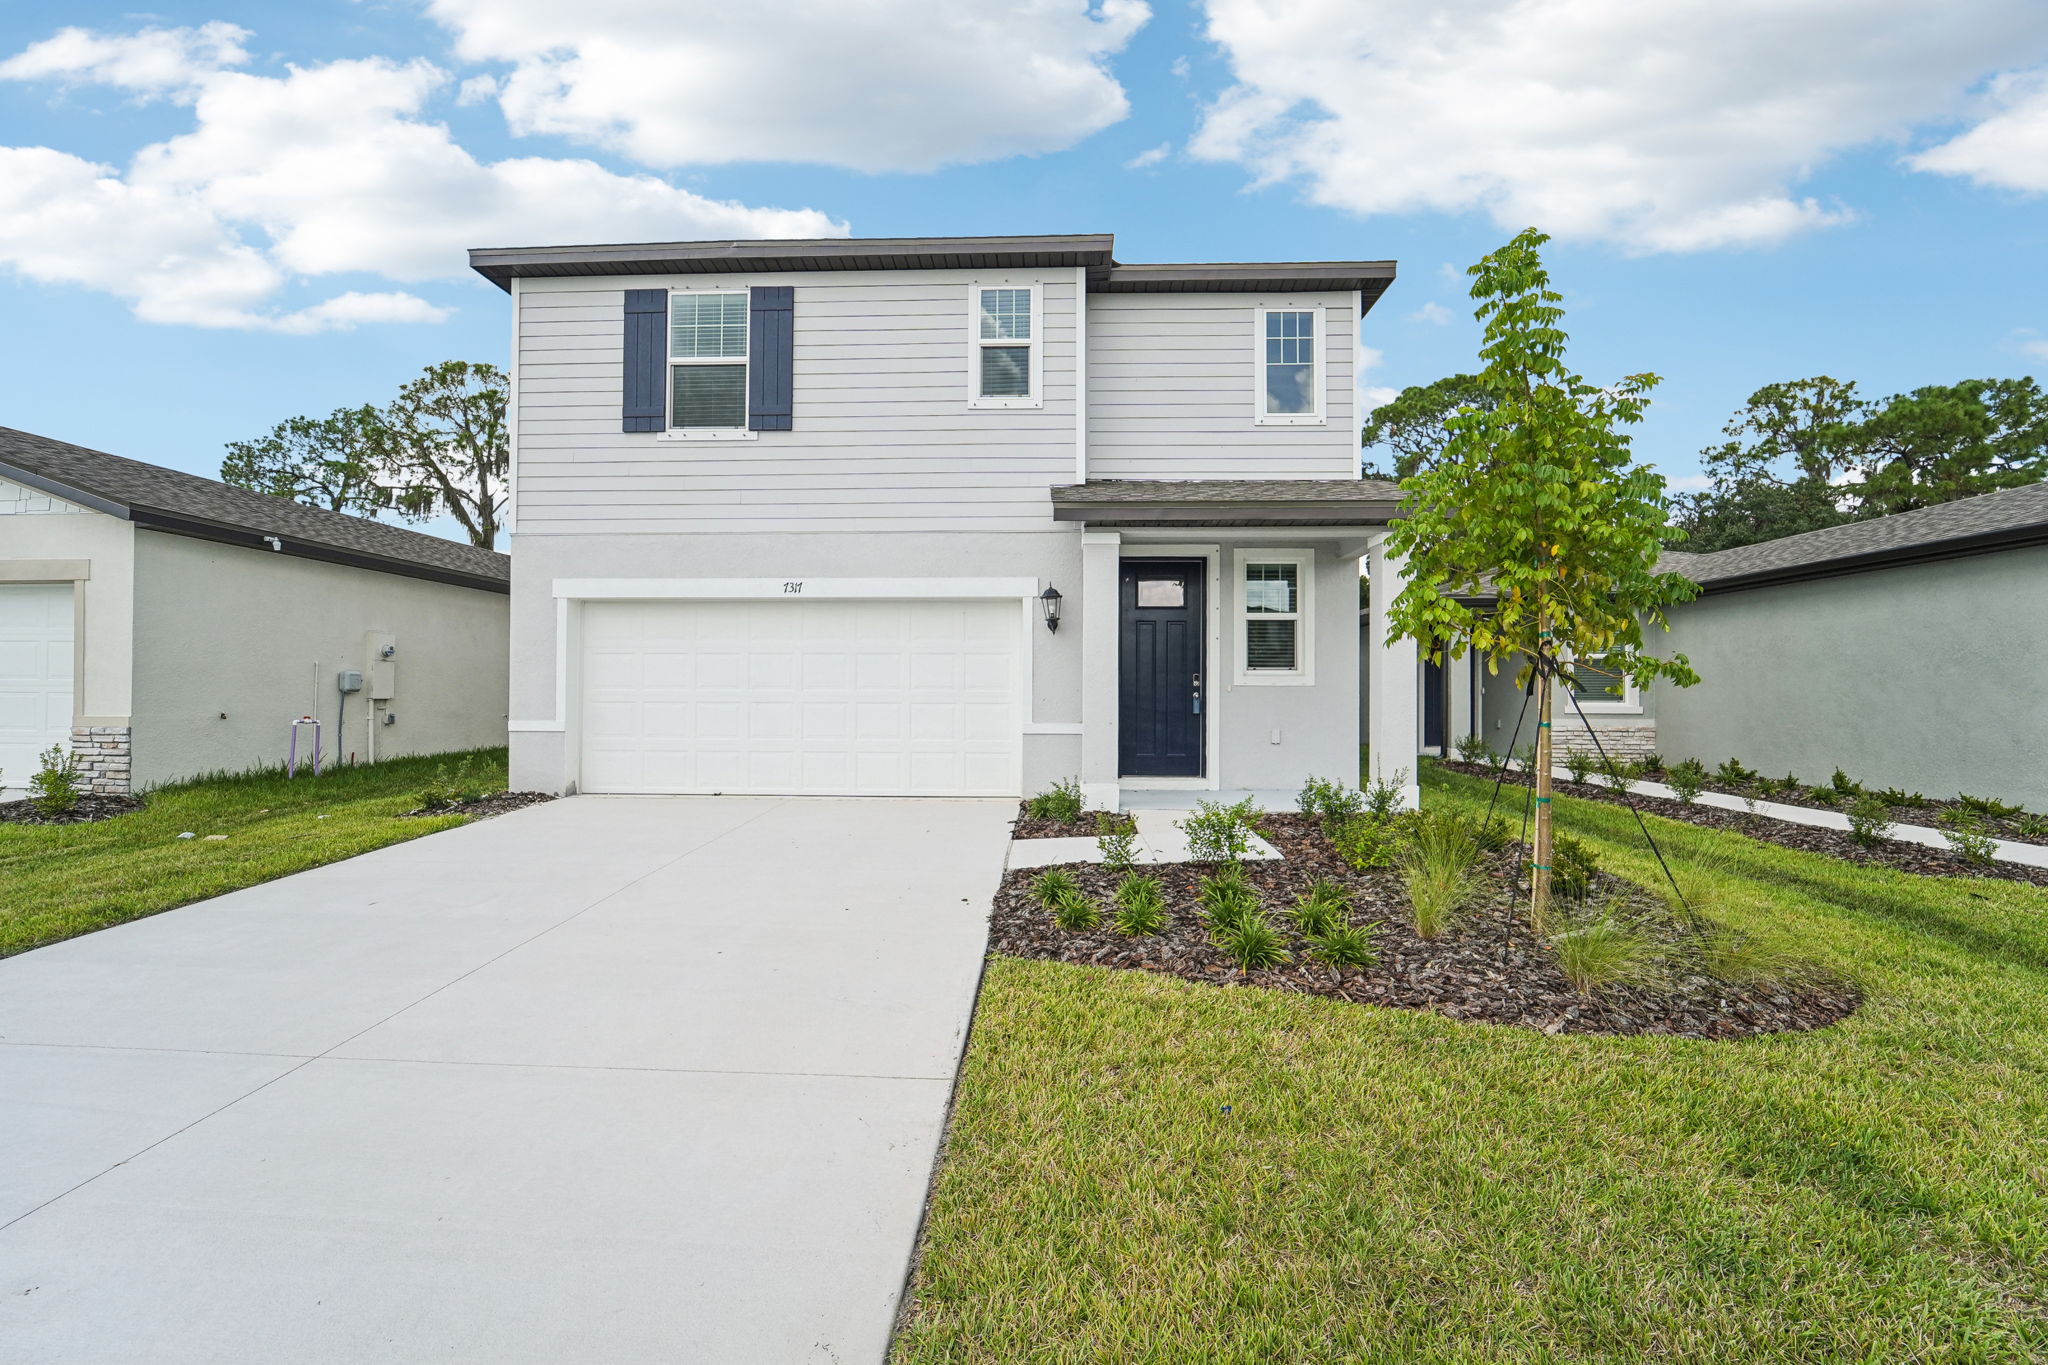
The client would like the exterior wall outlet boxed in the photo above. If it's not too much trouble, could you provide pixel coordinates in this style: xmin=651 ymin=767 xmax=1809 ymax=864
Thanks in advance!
xmin=1270 ymin=728 xmax=1283 ymax=744
xmin=337 ymin=669 xmax=363 ymax=694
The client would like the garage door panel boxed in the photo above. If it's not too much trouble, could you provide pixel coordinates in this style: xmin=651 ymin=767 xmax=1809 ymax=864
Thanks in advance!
xmin=2 ymin=585 xmax=77 ymax=787
xmin=578 ymin=599 xmax=1019 ymax=796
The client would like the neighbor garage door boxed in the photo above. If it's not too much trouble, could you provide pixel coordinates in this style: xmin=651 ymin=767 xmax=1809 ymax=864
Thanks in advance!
xmin=0 ymin=583 xmax=75 ymax=787
xmin=579 ymin=598 xmax=1020 ymax=796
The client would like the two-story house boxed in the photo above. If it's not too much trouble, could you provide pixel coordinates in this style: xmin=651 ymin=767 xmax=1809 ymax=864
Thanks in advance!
xmin=470 ymin=233 xmax=1423 ymax=810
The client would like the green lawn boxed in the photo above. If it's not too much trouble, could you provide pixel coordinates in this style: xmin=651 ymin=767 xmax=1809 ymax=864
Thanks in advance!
xmin=895 ymin=764 xmax=2048 ymax=1363
xmin=0 ymin=748 xmax=504 ymax=958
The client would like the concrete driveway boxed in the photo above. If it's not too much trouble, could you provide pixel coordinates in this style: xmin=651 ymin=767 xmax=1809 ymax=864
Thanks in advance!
xmin=0 ymin=795 xmax=1010 ymax=1363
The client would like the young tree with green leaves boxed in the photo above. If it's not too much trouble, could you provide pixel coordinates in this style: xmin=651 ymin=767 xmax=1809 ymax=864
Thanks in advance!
xmin=1360 ymin=374 xmax=1496 ymax=480
xmin=220 ymin=405 xmax=387 ymax=515
xmin=1381 ymin=229 xmax=1700 ymax=927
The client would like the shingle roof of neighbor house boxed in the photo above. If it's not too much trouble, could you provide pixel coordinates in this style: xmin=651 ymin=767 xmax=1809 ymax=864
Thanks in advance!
xmin=1661 ymin=480 xmax=2048 ymax=592
xmin=1052 ymin=479 xmax=1406 ymax=526
xmin=468 ymin=233 xmax=1398 ymax=311
xmin=0 ymin=426 xmax=509 ymax=593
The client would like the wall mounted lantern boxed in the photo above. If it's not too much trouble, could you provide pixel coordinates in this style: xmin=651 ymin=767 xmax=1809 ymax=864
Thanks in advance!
xmin=1039 ymin=585 xmax=1063 ymax=633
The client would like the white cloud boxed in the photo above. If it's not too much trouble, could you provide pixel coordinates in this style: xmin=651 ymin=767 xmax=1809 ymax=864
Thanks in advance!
xmin=1189 ymin=0 xmax=2048 ymax=252
xmin=423 ymin=0 xmax=1151 ymax=173
xmin=1909 ymin=67 xmax=2048 ymax=192
xmin=1125 ymin=142 xmax=1170 ymax=169
xmin=2014 ymin=330 xmax=2048 ymax=359
xmin=1664 ymin=472 xmax=1712 ymax=493
xmin=1407 ymin=301 xmax=1452 ymax=326
xmin=455 ymin=73 xmax=497 ymax=107
xmin=0 ymin=27 xmax=844 ymax=331
xmin=1356 ymin=343 xmax=1397 ymax=411
xmin=0 ymin=21 xmax=249 ymax=97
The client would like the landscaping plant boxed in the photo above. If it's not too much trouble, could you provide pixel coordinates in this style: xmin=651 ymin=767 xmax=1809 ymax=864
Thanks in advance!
xmin=29 ymin=744 xmax=83 ymax=817
xmin=1029 ymin=867 xmax=1080 ymax=910
xmin=1398 ymin=809 xmax=1480 ymax=938
xmin=415 ymin=755 xmax=486 ymax=811
xmin=1197 ymin=865 xmax=1262 ymax=931
xmin=1093 ymin=812 xmax=1139 ymax=874
xmin=1330 ymin=814 xmax=1402 ymax=871
xmin=1830 ymin=767 xmax=1860 ymax=796
xmin=1715 ymin=757 xmax=1757 ymax=787
xmin=1564 ymin=749 xmax=1597 ymax=785
xmin=1363 ymin=770 xmax=1409 ymax=823
xmin=1307 ymin=923 xmax=1380 ymax=968
xmin=1025 ymin=778 xmax=1085 ymax=824
xmin=1454 ymin=734 xmax=1495 ymax=766
xmin=1603 ymin=754 xmax=1637 ymax=794
xmin=1110 ymin=873 xmax=1167 ymax=936
xmin=1846 ymin=794 xmax=1895 ymax=847
xmin=1550 ymin=909 xmax=1661 ymax=995
xmin=1378 ymin=230 xmax=1699 ymax=927
xmin=1550 ymin=833 xmax=1602 ymax=904
xmin=1295 ymin=775 xmax=1363 ymax=827
xmin=1870 ymin=785 xmax=1927 ymax=808
xmin=1211 ymin=913 xmax=1289 ymax=971
xmin=1179 ymin=797 xmax=1260 ymax=864
xmin=1287 ymin=879 xmax=1351 ymax=938
xmin=1637 ymin=752 xmax=1664 ymax=774
xmin=1666 ymin=758 xmax=1707 ymax=804
xmin=1936 ymin=809 xmax=1998 ymax=866
xmin=1957 ymin=791 xmax=2024 ymax=820
xmin=1051 ymin=888 xmax=1102 ymax=932
xmin=2015 ymin=813 xmax=2048 ymax=840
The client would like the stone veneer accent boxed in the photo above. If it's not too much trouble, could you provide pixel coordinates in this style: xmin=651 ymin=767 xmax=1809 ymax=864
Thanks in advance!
xmin=68 ymin=725 xmax=133 ymax=796
xmin=1549 ymin=719 xmax=1657 ymax=760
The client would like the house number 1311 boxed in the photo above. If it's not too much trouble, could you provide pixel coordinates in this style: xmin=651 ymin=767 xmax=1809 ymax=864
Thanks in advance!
xmin=783 ymin=581 xmax=803 ymax=594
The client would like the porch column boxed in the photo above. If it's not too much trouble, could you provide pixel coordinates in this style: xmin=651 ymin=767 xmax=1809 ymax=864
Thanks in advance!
xmin=1079 ymin=529 xmax=1121 ymax=811
xmin=1447 ymin=633 xmax=1476 ymax=754
xmin=1365 ymin=532 xmax=1421 ymax=810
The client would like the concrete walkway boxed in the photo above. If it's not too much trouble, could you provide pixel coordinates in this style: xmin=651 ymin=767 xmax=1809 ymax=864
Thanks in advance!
xmin=0 ymin=795 xmax=1011 ymax=1364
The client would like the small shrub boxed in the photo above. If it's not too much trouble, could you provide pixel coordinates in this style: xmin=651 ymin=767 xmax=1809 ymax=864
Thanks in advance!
xmin=1197 ymin=864 xmax=1262 ymax=930
xmin=1715 ymin=757 xmax=1757 ymax=787
xmin=1847 ymin=794 xmax=1894 ymax=847
xmin=1602 ymin=754 xmax=1636 ymax=794
xmin=1805 ymin=785 xmax=1841 ymax=808
xmin=1455 ymin=734 xmax=1495 ymax=765
xmin=1473 ymin=816 xmax=1513 ymax=853
xmin=1025 ymin=778 xmax=1085 ymax=823
xmin=1308 ymin=923 xmax=1379 ymax=968
xmin=1296 ymin=776 xmax=1364 ymax=832
xmin=1029 ymin=867 xmax=1080 ymax=909
xmin=1179 ymin=797 xmax=1261 ymax=864
xmin=1400 ymin=810 xmax=1479 ymax=939
xmin=416 ymin=756 xmax=485 ymax=811
xmin=29 ymin=744 xmax=83 ymax=817
xmin=1513 ymin=743 xmax=1539 ymax=773
xmin=1550 ymin=833 xmax=1601 ymax=903
xmin=1551 ymin=912 xmax=1660 ymax=995
xmin=1666 ymin=758 xmax=1708 ymax=804
xmin=1957 ymin=792 xmax=2023 ymax=820
xmin=1830 ymin=767 xmax=1860 ymax=796
xmin=1094 ymin=812 xmax=1139 ymax=873
xmin=1870 ymin=785 xmax=1927 ymax=809
xmin=1212 ymin=914 xmax=1289 ymax=970
xmin=1936 ymin=809 xmax=1998 ymax=866
xmin=1330 ymin=814 xmax=1403 ymax=871
xmin=1051 ymin=888 xmax=1102 ymax=931
xmin=1111 ymin=872 xmax=1167 ymax=935
xmin=1363 ymin=770 xmax=1409 ymax=822
xmin=1564 ymin=749 xmax=1597 ymax=785
xmin=2014 ymin=813 xmax=2048 ymax=840
xmin=1638 ymin=752 xmax=1664 ymax=774
xmin=1288 ymin=878 xmax=1351 ymax=938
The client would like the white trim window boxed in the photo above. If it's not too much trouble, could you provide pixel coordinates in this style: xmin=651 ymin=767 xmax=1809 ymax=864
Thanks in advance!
xmin=1233 ymin=549 xmax=1315 ymax=684
xmin=1254 ymin=304 xmax=1325 ymax=425
xmin=669 ymin=290 xmax=749 ymax=433
xmin=1566 ymin=651 xmax=1642 ymax=714
xmin=967 ymin=283 xmax=1042 ymax=409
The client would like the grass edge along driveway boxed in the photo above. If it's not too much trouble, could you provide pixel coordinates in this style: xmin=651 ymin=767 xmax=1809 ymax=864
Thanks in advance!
xmin=0 ymin=749 xmax=503 ymax=958
xmin=893 ymin=763 xmax=2048 ymax=1364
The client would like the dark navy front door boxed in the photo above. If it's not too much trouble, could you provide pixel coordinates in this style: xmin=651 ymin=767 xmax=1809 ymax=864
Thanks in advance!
xmin=1422 ymin=655 xmax=1444 ymax=752
xmin=1119 ymin=560 xmax=1205 ymax=777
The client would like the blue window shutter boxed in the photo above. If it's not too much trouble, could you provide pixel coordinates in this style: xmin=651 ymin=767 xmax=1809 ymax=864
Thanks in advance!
xmin=621 ymin=289 xmax=666 ymax=432
xmin=748 ymin=286 xmax=794 ymax=431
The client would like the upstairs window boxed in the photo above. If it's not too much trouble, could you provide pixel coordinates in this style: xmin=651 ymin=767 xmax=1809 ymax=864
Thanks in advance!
xmin=1255 ymin=305 xmax=1324 ymax=425
xmin=670 ymin=291 xmax=748 ymax=430
xmin=1235 ymin=550 xmax=1314 ymax=684
xmin=968 ymin=284 xmax=1040 ymax=408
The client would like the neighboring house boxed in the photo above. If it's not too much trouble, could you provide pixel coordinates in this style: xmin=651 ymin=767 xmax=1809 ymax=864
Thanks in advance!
xmin=1367 ymin=481 xmax=2048 ymax=807
xmin=471 ymin=232 xmax=1423 ymax=808
xmin=0 ymin=427 xmax=512 ymax=795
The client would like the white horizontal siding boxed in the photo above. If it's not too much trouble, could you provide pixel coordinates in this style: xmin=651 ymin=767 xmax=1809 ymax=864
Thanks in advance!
xmin=514 ymin=269 xmax=1079 ymax=534
xmin=1085 ymin=292 xmax=1359 ymax=481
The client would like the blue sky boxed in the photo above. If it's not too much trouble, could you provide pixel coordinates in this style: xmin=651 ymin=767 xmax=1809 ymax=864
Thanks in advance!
xmin=4 ymin=0 xmax=2046 ymax=540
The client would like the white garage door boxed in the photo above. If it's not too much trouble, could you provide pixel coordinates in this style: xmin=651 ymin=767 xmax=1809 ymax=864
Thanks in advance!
xmin=0 ymin=584 xmax=75 ymax=789
xmin=579 ymin=598 xmax=1020 ymax=796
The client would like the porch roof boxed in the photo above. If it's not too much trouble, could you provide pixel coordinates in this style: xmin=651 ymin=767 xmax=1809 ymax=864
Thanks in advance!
xmin=1050 ymin=478 xmax=1404 ymax=527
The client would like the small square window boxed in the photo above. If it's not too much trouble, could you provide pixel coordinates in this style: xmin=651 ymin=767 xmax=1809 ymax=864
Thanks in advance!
xmin=1136 ymin=579 xmax=1185 ymax=608
xmin=979 ymin=288 xmax=1032 ymax=340
xmin=1244 ymin=562 xmax=1298 ymax=613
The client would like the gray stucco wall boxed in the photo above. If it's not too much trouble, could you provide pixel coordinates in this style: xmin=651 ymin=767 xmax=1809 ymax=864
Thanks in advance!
xmin=1657 ymin=545 xmax=2048 ymax=808
xmin=129 ymin=532 xmax=509 ymax=788
xmin=1209 ymin=541 xmax=1359 ymax=796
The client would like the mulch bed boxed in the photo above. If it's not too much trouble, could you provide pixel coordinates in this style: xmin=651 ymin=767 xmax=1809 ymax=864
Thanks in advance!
xmin=1011 ymin=801 xmax=1102 ymax=840
xmin=1441 ymin=761 xmax=2048 ymax=888
xmin=990 ymin=812 xmax=1859 ymax=1039
xmin=400 ymin=790 xmax=556 ymax=821
xmin=0 ymin=794 xmax=145 ymax=826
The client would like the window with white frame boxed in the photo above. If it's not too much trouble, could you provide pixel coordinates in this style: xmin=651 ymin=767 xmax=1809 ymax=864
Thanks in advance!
xmin=669 ymin=291 xmax=748 ymax=430
xmin=968 ymin=284 xmax=1039 ymax=407
xmin=1255 ymin=305 xmax=1324 ymax=424
xmin=1566 ymin=651 xmax=1640 ymax=711
xmin=1235 ymin=550 xmax=1314 ymax=683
